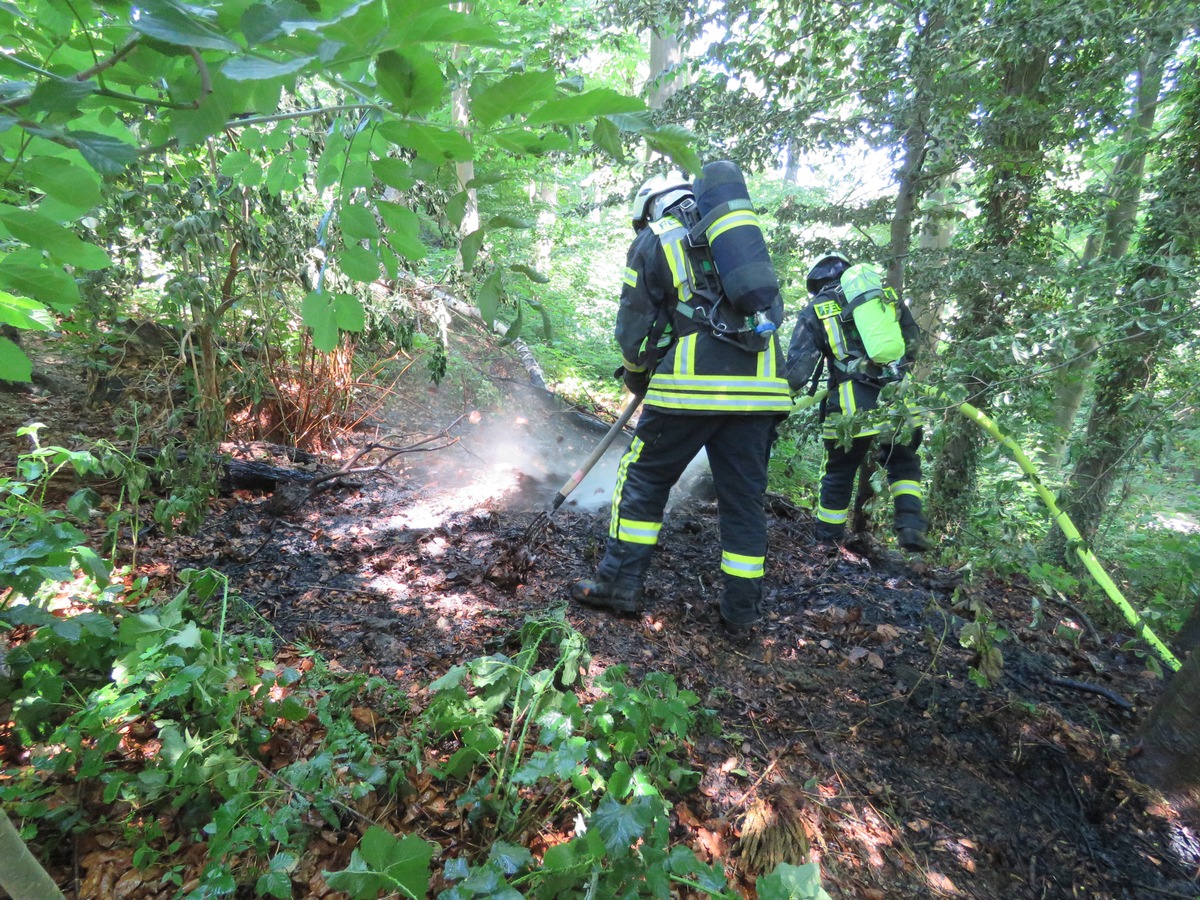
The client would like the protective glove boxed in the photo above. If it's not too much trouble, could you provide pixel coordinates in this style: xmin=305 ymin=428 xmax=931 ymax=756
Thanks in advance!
xmin=615 ymin=365 xmax=650 ymax=398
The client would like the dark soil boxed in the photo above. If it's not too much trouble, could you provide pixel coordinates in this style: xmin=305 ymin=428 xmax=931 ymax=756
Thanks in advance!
xmin=4 ymin=334 xmax=1199 ymax=900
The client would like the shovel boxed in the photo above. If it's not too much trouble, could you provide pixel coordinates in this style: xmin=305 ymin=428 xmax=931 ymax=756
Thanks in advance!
xmin=521 ymin=393 xmax=642 ymax=544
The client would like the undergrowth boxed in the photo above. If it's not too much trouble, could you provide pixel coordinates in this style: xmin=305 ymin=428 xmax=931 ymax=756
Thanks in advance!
xmin=0 ymin=437 xmax=832 ymax=899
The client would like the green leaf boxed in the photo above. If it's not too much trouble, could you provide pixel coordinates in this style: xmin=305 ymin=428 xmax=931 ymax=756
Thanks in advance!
xmin=223 ymin=55 xmax=313 ymax=82
xmin=592 ymin=116 xmax=625 ymax=164
xmin=173 ymin=81 xmax=237 ymax=147
xmin=0 ymin=292 xmax=54 ymax=331
xmin=429 ymin=664 xmax=467 ymax=692
xmin=643 ymin=124 xmax=702 ymax=176
xmin=486 ymin=214 xmax=531 ymax=230
xmin=65 ymin=130 xmax=139 ymax=177
xmin=376 ymin=202 xmax=425 ymax=259
xmin=255 ymin=869 xmax=291 ymax=899
xmin=459 ymin=228 xmax=484 ymax=271
xmin=0 ymin=254 xmax=81 ymax=311
xmin=378 ymin=121 xmax=473 ymax=163
xmin=488 ymin=841 xmax=533 ymax=875
xmin=542 ymin=837 xmax=593 ymax=871
xmin=526 ymin=89 xmax=644 ymax=126
xmin=0 ymin=336 xmax=31 ymax=383
xmin=471 ymin=71 xmax=558 ymax=128
xmin=755 ymin=862 xmax=833 ymax=900
xmin=130 ymin=0 xmax=242 ymax=51
xmin=590 ymin=795 xmax=655 ymax=855
xmin=334 ymin=294 xmax=365 ymax=332
xmin=509 ymin=264 xmax=548 ymax=284
xmin=20 ymin=157 xmax=102 ymax=209
xmin=372 ymin=158 xmax=415 ymax=192
xmin=477 ymin=270 xmax=502 ymax=328
xmin=27 ymin=78 xmax=96 ymax=115
xmin=300 ymin=291 xmax=340 ymax=352
xmin=388 ymin=3 xmax=506 ymax=47
xmin=0 ymin=206 xmax=110 ymax=270
xmin=339 ymin=245 xmax=382 ymax=283
xmin=376 ymin=48 xmax=444 ymax=115
xmin=340 ymin=202 xmax=380 ymax=242
xmin=279 ymin=694 xmax=310 ymax=721
xmin=499 ymin=298 xmax=522 ymax=344
xmin=445 ymin=191 xmax=468 ymax=229
xmin=358 ymin=827 xmax=434 ymax=898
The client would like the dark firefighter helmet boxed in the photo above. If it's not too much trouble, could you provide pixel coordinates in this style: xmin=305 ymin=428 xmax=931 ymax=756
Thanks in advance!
xmin=805 ymin=251 xmax=851 ymax=295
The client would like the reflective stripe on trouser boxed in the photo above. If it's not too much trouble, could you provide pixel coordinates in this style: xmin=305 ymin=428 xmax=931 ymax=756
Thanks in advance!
xmin=816 ymin=429 xmax=926 ymax=539
xmin=609 ymin=406 xmax=777 ymax=580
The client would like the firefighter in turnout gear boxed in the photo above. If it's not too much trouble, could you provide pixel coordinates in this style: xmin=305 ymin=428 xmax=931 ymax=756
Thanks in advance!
xmin=571 ymin=172 xmax=794 ymax=638
xmin=785 ymin=252 xmax=931 ymax=552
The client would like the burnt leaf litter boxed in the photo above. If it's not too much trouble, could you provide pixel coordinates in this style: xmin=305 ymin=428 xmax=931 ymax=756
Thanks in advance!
xmin=3 ymin=339 xmax=1199 ymax=900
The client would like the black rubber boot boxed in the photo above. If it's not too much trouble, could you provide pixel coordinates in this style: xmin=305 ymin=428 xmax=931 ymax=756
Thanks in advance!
xmin=719 ymin=575 xmax=762 ymax=641
xmin=812 ymin=522 xmax=845 ymax=547
xmin=571 ymin=539 xmax=654 ymax=614
xmin=897 ymin=527 xmax=932 ymax=553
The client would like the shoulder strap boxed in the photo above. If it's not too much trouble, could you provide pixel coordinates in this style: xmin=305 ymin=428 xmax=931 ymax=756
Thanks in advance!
xmin=687 ymin=198 xmax=755 ymax=248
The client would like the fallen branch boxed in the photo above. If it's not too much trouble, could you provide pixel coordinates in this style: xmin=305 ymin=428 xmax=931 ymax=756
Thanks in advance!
xmin=1046 ymin=676 xmax=1134 ymax=711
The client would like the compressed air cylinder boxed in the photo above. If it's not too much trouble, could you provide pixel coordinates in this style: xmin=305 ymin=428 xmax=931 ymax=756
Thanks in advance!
xmin=693 ymin=160 xmax=781 ymax=318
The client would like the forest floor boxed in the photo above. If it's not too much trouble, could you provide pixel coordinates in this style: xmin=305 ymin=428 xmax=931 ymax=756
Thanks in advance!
xmin=3 ymin=327 xmax=1200 ymax=900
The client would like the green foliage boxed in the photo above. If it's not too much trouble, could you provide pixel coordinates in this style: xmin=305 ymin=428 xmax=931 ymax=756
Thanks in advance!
xmin=2 ymin=563 xmax=409 ymax=898
xmin=400 ymin=609 xmax=735 ymax=897
xmin=324 ymin=827 xmax=436 ymax=900
xmin=0 ymin=425 xmax=113 ymax=601
xmin=755 ymin=862 xmax=834 ymax=900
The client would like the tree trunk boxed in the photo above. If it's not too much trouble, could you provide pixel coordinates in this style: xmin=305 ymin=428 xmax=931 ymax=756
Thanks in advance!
xmin=452 ymin=3 xmax=479 ymax=247
xmin=1134 ymin=646 xmax=1200 ymax=813
xmin=883 ymin=9 xmax=942 ymax=299
xmin=783 ymin=137 xmax=800 ymax=184
xmin=648 ymin=28 xmax=684 ymax=111
xmin=0 ymin=809 xmax=65 ymax=900
xmin=1042 ymin=48 xmax=1168 ymax=473
xmin=1046 ymin=56 xmax=1200 ymax=562
xmin=928 ymin=48 xmax=1050 ymax=528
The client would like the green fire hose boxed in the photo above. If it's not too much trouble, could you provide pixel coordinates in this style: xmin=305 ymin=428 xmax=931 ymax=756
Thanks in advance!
xmin=790 ymin=385 xmax=1180 ymax=672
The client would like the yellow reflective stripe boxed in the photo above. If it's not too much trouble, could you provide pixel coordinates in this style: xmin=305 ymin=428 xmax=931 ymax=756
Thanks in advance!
xmin=623 ymin=267 xmax=638 ymax=288
xmin=891 ymin=480 xmax=923 ymax=498
xmin=674 ymin=333 xmax=697 ymax=375
xmin=721 ymin=551 xmax=765 ymax=579
xmin=756 ymin=347 xmax=778 ymax=378
xmin=706 ymin=209 xmax=761 ymax=243
xmin=657 ymin=229 xmax=693 ymax=301
xmin=622 ymin=356 xmax=647 ymax=373
xmin=617 ymin=519 xmax=661 ymax=545
xmin=644 ymin=391 xmax=795 ymax=413
xmin=609 ymin=437 xmax=645 ymax=538
xmin=817 ymin=505 xmax=848 ymax=525
xmin=839 ymin=380 xmax=856 ymax=415
xmin=650 ymin=373 xmax=791 ymax=391
xmin=823 ymin=316 xmax=850 ymax=359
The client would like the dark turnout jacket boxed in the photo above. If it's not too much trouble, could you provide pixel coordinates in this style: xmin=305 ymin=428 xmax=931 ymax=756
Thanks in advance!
xmin=784 ymin=281 xmax=921 ymax=437
xmin=616 ymin=214 xmax=793 ymax=416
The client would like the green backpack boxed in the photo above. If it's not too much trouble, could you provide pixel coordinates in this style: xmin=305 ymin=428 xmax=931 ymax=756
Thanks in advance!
xmin=838 ymin=264 xmax=906 ymax=366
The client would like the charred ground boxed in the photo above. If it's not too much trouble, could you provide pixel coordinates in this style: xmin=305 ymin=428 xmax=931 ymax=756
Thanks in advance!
xmin=2 ymin=334 xmax=1198 ymax=900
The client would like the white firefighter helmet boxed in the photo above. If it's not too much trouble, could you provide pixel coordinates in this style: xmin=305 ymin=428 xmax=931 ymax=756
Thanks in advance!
xmin=631 ymin=175 xmax=693 ymax=231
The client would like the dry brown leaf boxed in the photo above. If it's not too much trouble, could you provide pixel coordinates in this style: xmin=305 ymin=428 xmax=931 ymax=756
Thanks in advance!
xmin=867 ymin=652 xmax=884 ymax=670
xmin=696 ymin=826 xmax=725 ymax=859
xmin=351 ymin=707 xmax=380 ymax=729
xmin=676 ymin=802 xmax=701 ymax=828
